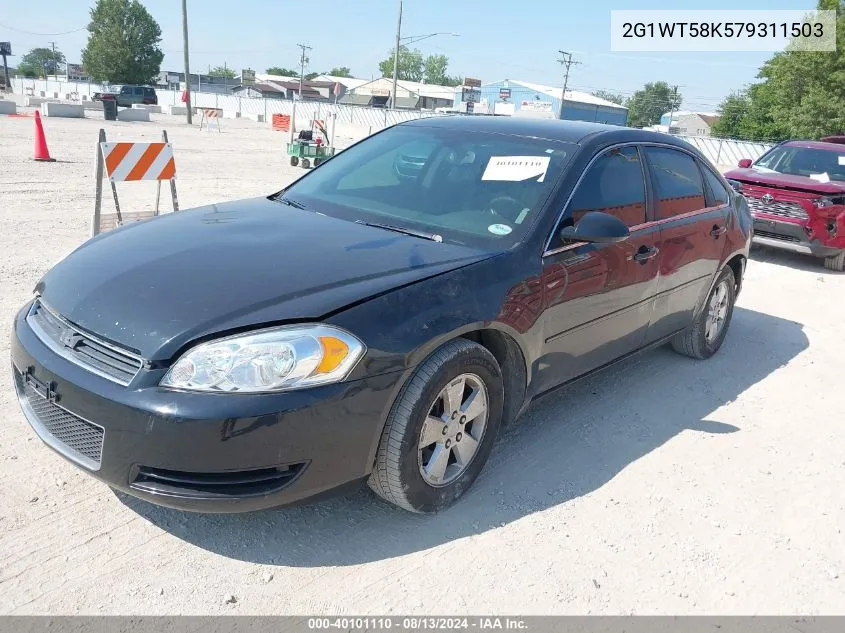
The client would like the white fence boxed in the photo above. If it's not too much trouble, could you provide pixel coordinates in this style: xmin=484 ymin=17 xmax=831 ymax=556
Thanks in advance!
xmin=9 ymin=77 xmax=776 ymax=163
xmin=674 ymin=135 xmax=774 ymax=167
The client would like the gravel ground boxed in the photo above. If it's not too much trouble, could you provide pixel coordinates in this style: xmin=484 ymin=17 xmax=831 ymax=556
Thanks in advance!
xmin=0 ymin=110 xmax=843 ymax=615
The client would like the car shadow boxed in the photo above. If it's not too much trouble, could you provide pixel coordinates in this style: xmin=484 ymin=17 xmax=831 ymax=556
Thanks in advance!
xmin=119 ymin=306 xmax=808 ymax=567
xmin=750 ymin=244 xmax=843 ymax=274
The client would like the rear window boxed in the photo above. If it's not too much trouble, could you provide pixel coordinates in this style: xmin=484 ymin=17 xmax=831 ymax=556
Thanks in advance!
xmin=281 ymin=126 xmax=576 ymax=247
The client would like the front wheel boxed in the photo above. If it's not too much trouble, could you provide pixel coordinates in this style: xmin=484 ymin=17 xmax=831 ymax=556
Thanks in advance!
xmin=368 ymin=339 xmax=504 ymax=513
xmin=671 ymin=266 xmax=737 ymax=360
xmin=301 ymin=158 xmax=311 ymax=169
xmin=824 ymin=251 xmax=845 ymax=272
xmin=289 ymin=156 xmax=299 ymax=166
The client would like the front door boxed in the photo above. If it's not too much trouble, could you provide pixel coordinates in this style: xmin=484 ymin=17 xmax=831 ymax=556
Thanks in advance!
xmin=642 ymin=146 xmax=731 ymax=342
xmin=536 ymin=145 xmax=661 ymax=392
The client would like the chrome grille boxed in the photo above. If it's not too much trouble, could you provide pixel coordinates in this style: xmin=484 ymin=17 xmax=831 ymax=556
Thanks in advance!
xmin=22 ymin=380 xmax=104 ymax=469
xmin=745 ymin=195 xmax=809 ymax=221
xmin=27 ymin=300 xmax=143 ymax=385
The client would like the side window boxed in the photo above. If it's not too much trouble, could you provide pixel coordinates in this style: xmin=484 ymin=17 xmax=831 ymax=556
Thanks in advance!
xmin=567 ymin=146 xmax=646 ymax=228
xmin=645 ymin=147 xmax=706 ymax=218
xmin=120 ymin=86 xmax=131 ymax=95
xmin=702 ymin=167 xmax=730 ymax=207
xmin=133 ymin=87 xmax=143 ymax=96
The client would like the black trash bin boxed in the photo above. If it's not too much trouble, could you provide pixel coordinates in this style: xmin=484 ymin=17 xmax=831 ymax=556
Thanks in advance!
xmin=103 ymin=99 xmax=117 ymax=121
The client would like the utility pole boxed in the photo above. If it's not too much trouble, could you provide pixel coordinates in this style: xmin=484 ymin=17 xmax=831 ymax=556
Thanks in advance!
xmin=556 ymin=50 xmax=581 ymax=121
xmin=48 ymin=41 xmax=57 ymax=80
xmin=390 ymin=0 xmax=403 ymax=109
xmin=297 ymin=43 xmax=312 ymax=102
xmin=667 ymin=84 xmax=680 ymax=134
xmin=181 ymin=0 xmax=192 ymax=124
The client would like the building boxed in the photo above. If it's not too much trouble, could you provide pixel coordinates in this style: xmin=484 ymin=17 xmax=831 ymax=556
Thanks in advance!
xmin=339 ymin=77 xmax=456 ymax=110
xmin=158 ymin=70 xmax=235 ymax=94
xmin=452 ymin=79 xmax=628 ymax=125
xmin=659 ymin=111 xmax=720 ymax=136
xmin=231 ymin=79 xmax=338 ymax=101
xmin=314 ymin=74 xmax=370 ymax=101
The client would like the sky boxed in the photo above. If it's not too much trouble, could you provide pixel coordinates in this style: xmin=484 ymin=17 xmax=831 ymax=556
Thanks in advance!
xmin=0 ymin=0 xmax=822 ymax=111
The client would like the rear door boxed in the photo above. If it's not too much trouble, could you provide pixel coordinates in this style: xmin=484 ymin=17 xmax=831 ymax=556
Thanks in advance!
xmin=643 ymin=146 xmax=731 ymax=342
xmin=536 ymin=145 xmax=661 ymax=392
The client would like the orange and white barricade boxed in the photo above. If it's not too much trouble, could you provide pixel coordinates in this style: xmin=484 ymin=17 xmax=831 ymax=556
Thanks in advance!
xmin=199 ymin=108 xmax=222 ymax=132
xmin=91 ymin=128 xmax=179 ymax=237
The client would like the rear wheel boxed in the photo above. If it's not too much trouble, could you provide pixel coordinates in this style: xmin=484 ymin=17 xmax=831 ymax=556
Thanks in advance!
xmin=368 ymin=339 xmax=504 ymax=513
xmin=671 ymin=266 xmax=736 ymax=360
xmin=314 ymin=157 xmax=323 ymax=166
xmin=289 ymin=156 xmax=299 ymax=166
xmin=824 ymin=250 xmax=845 ymax=272
xmin=301 ymin=158 xmax=311 ymax=169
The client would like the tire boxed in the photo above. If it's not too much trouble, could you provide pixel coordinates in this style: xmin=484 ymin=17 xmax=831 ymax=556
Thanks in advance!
xmin=301 ymin=158 xmax=311 ymax=169
xmin=824 ymin=250 xmax=845 ymax=272
xmin=314 ymin=157 xmax=322 ymax=166
xmin=671 ymin=266 xmax=737 ymax=360
xmin=368 ymin=339 xmax=504 ymax=513
xmin=290 ymin=156 xmax=299 ymax=167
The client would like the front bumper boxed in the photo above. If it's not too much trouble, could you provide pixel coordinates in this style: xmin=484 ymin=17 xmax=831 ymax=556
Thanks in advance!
xmin=10 ymin=304 xmax=402 ymax=513
xmin=752 ymin=217 xmax=844 ymax=258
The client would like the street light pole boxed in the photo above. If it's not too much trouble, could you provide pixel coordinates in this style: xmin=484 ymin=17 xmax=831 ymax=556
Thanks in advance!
xmin=390 ymin=0 xmax=402 ymax=109
xmin=181 ymin=0 xmax=192 ymax=124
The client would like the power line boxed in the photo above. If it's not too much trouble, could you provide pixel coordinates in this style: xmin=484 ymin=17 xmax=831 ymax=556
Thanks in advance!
xmin=0 ymin=22 xmax=86 ymax=36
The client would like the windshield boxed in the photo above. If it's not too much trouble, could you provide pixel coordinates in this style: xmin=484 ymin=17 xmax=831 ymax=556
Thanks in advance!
xmin=279 ymin=125 xmax=575 ymax=247
xmin=754 ymin=145 xmax=845 ymax=182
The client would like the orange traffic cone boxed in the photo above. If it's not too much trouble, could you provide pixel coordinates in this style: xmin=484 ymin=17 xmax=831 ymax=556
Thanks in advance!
xmin=33 ymin=110 xmax=55 ymax=162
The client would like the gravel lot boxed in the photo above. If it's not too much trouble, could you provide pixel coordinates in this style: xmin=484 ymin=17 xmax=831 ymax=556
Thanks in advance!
xmin=1 ymin=110 xmax=843 ymax=615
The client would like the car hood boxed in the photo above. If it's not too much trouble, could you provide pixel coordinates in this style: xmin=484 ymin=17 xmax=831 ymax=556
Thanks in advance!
xmin=36 ymin=197 xmax=497 ymax=360
xmin=723 ymin=167 xmax=845 ymax=195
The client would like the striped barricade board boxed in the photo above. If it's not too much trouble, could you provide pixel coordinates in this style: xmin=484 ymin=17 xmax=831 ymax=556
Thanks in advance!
xmin=92 ymin=129 xmax=179 ymax=237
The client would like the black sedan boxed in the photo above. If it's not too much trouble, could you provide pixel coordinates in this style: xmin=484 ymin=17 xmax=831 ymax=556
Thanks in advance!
xmin=10 ymin=117 xmax=752 ymax=514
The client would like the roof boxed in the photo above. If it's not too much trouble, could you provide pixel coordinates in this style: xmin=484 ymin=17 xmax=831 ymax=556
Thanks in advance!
xmin=315 ymin=75 xmax=369 ymax=90
xmin=698 ymin=114 xmax=720 ymax=127
xmin=351 ymin=77 xmax=457 ymax=100
xmin=484 ymin=79 xmax=628 ymax=110
xmin=245 ymin=82 xmax=285 ymax=94
xmin=665 ymin=110 xmax=719 ymax=119
xmin=268 ymin=81 xmax=322 ymax=98
xmin=399 ymin=116 xmax=679 ymax=146
xmin=339 ymin=94 xmax=374 ymax=106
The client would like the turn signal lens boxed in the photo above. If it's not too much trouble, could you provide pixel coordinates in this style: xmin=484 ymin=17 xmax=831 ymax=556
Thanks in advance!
xmin=315 ymin=336 xmax=350 ymax=374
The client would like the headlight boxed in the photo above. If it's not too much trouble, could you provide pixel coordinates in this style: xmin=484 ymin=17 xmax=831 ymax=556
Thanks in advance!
xmin=814 ymin=197 xmax=834 ymax=208
xmin=160 ymin=325 xmax=365 ymax=393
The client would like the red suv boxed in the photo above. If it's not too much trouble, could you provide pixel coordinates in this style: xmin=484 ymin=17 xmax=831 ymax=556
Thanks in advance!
xmin=723 ymin=137 xmax=845 ymax=271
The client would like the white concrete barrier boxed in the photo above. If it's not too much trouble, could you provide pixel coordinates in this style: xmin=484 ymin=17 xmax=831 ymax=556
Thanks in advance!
xmin=116 ymin=108 xmax=150 ymax=122
xmin=0 ymin=100 xmax=17 ymax=115
xmin=84 ymin=101 xmax=104 ymax=110
xmin=41 ymin=102 xmax=84 ymax=118
xmin=26 ymin=96 xmax=59 ymax=107
xmin=132 ymin=104 xmax=162 ymax=113
xmin=168 ymin=105 xmax=197 ymax=116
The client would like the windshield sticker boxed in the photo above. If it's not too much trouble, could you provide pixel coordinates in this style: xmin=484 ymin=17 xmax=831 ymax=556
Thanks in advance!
xmin=810 ymin=172 xmax=831 ymax=183
xmin=839 ymin=156 xmax=845 ymax=166
xmin=482 ymin=156 xmax=551 ymax=183
xmin=488 ymin=223 xmax=513 ymax=236
xmin=515 ymin=208 xmax=530 ymax=224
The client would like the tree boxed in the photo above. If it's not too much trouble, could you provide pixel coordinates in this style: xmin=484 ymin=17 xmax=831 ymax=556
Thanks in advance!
xmin=378 ymin=46 xmax=424 ymax=82
xmin=625 ymin=81 xmax=682 ymax=128
xmin=592 ymin=90 xmax=624 ymax=105
xmin=208 ymin=65 xmax=235 ymax=78
xmin=266 ymin=66 xmax=299 ymax=77
xmin=711 ymin=90 xmax=751 ymax=139
xmin=16 ymin=47 xmax=65 ymax=78
xmin=304 ymin=72 xmax=319 ymax=80
xmin=326 ymin=66 xmax=352 ymax=77
xmin=710 ymin=0 xmax=845 ymax=141
xmin=81 ymin=0 xmax=163 ymax=84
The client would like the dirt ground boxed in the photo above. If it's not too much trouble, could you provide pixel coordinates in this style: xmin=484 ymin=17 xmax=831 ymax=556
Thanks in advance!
xmin=0 ymin=110 xmax=843 ymax=615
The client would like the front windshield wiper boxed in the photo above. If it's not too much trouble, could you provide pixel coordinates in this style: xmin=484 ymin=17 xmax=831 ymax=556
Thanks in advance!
xmin=275 ymin=195 xmax=308 ymax=210
xmin=355 ymin=219 xmax=443 ymax=243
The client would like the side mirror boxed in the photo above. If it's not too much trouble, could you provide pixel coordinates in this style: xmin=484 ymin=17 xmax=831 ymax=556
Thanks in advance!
xmin=726 ymin=179 xmax=743 ymax=193
xmin=559 ymin=211 xmax=630 ymax=244
xmin=738 ymin=158 xmax=752 ymax=168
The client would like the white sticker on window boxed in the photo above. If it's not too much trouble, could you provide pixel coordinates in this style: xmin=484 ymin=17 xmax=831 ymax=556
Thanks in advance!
xmin=482 ymin=156 xmax=551 ymax=182
xmin=488 ymin=223 xmax=513 ymax=235
xmin=839 ymin=156 xmax=845 ymax=166
xmin=515 ymin=208 xmax=530 ymax=224
xmin=810 ymin=172 xmax=831 ymax=183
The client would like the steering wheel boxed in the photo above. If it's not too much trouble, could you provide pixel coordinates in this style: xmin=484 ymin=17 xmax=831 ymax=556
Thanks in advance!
xmin=488 ymin=195 xmax=526 ymax=224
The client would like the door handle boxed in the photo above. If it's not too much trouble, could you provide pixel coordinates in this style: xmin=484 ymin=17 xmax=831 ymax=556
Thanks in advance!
xmin=710 ymin=225 xmax=728 ymax=238
xmin=632 ymin=245 xmax=659 ymax=264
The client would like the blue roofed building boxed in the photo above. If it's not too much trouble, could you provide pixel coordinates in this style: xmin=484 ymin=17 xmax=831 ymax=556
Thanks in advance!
xmin=451 ymin=79 xmax=628 ymax=126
